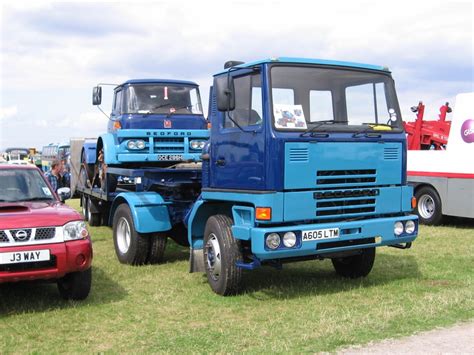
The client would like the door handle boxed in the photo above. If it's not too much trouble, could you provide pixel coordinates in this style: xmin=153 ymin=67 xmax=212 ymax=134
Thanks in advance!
xmin=216 ymin=158 xmax=226 ymax=166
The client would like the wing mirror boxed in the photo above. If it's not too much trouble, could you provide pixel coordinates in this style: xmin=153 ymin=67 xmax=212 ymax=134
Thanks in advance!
xmin=92 ymin=86 xmax=102 ymax=105
xmin=57 ymin=187 xmax=71 ymax=202
xmin=214 ymin=75 xmax=235 ymax=112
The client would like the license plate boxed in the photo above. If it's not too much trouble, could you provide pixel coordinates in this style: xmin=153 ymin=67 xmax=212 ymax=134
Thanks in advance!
xmin=0 ymin=250 xmax=50 ymax=265
xmin=301 ymin=228 xmax=340 ymax=242
xmin=158 ymin=154 xmax=183 ymax=161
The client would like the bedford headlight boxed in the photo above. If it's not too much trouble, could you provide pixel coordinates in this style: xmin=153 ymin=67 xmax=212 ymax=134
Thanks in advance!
xmin=190 ymin=140 xmax=206 ymax=150
xmin=265 ymin=233 xmax=280 ymax=250
xmin=282 ymin=232 xmax=297 ymax=248
xmin=394 ymin=221 xmax=404 ymax=236
xmin=136 ymin=140 xmax=146 ymax=149
xmin=405 ymin=220 xmax=416 ymax=234
xmin=127 ymin=140 xmax=137 ymax=149
xmin=63 ymin=221 xmax=89 ymax=241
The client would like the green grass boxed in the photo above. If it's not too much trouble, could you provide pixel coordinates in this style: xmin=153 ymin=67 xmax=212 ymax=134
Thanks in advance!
xmin=1 ymin=199 xmax=473 ymax=353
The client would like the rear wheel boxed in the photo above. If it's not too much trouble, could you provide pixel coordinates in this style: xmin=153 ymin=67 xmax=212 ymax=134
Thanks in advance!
xmin=57 ymin=267 xmax=92 ymax=300
xmin=147 ymin=233 xmax=167 ymax=264
xmin=87 ymin=197 xmax=101 ymax=227
xmin=203 ymin=215 xmax=243 ymax=296
xmin=113 ymin=204 xmax=149 ymax=265
xmin=81 ymin=194 xmax=88 ymax=221
xmin=415 ymin=186 xmax=443 ymax=225
xmin=332 ymin=246 xmax=376 ymax=278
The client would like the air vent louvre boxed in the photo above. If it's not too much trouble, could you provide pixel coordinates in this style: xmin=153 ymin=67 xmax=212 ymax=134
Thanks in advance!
xmin=384 ymin=147 xmax=399 ymax=160
xmin=289 ymin=148 xmax=309 ymax=162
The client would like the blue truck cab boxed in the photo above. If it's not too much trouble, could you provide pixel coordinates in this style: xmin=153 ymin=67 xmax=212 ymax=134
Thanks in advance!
xmin=81 ymin=79 xmax=209 ymax=189
xmin=187 ymin=58 xmax=419 ymax=295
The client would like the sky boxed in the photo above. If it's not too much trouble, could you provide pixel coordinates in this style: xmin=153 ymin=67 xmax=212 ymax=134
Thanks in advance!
xmin=0 ymin=0 xmax=473 ymax=151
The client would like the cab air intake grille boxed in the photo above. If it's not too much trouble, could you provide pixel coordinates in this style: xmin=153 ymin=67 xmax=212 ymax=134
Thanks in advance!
xmin=384 ymin=147 xmax=400 ymax=160
xmin=316 ymin=170 xmax=376 ymax=187
xmin=289 ymin=148 xmax=309 ymax=162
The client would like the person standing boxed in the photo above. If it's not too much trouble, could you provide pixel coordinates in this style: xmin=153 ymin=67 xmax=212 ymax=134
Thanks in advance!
xmin=44 ymin=159 xmax=62 ymax=192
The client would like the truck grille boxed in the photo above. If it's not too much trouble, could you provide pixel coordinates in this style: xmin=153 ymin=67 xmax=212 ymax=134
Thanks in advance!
xmin=153 ymin=138 xmax=185 ymax=154
xmin=314 ymin=188 xmax=378 ymax=218
xmin=316 ymin=169 xmax=377 ymax=188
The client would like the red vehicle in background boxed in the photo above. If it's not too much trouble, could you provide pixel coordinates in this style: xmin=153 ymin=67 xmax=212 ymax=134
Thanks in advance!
xmin=0 ymin=164 xmax=92 ymax=300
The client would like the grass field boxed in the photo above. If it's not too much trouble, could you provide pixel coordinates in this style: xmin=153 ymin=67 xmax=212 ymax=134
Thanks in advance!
xmin=1 ymin=199 xmax=473 ymax=353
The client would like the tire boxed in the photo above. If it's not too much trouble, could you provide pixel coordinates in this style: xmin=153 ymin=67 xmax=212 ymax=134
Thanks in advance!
xmin=415 ymin=186 xmax=443 ymax=225
xmin=332 ymin=246 xmax=376 ymax=278
xmin=100 ymin=173 xmax=118 ymax=194
xmin=81 ymin=151 xmax=95 ymax=182
xmin=81 ymin=194 xmax=89 ymax=221
xmin=203 ymin=215 xmax=243 ymax=296
xmin=147 ymin=233 xmax=167 ymax=264
xmin=57 ymin=267 xmax=92 ymax=300
xmin=113 ymin=204 xmax=149 ymax=265
xmin=87 ymin=196 xmax=101 ymax=227
xmin=79 ymin=166 xmax=91 ymax=189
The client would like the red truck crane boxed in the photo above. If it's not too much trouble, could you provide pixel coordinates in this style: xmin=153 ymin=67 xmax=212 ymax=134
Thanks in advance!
xmin=404 ymin=101 xmax=452 ymax=150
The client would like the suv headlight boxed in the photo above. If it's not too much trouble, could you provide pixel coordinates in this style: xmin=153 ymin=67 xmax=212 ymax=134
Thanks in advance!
xmin=190 ymin=140 xmax=206 ymax=150
xmin=63 ymin=221 xmax=89 ymax=241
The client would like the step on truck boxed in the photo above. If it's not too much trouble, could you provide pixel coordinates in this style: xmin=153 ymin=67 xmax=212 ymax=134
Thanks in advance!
xmin=74 ymin=79 xmax=209 ymax=259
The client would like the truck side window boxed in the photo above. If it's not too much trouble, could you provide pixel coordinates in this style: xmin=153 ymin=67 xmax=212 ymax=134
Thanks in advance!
xmin=224 ymin=73 xmax=263 ymax=128
xmin=114 ymin=90 xmax=122 ymax=115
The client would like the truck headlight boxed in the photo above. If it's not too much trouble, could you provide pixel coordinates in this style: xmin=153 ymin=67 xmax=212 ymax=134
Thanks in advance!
xmin=282 ymin=232 xmax=297 ymax=248
xmin=63 ymin=221 xmax=88 ymax=241
xmin=127 ymin=140 xmax=146 ymax=150
xmin=190 ymin=140 xmax=206 ymax=150
xmin=394 ymin=221 xmax=404 ymax=236
xmin=265 ymin=233 xmax=280 ymax=250
xmin=405 ymin=220 xmax=416 ymax=234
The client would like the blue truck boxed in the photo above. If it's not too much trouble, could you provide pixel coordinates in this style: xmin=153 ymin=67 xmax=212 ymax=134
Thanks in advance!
xmin=77 ymin=58 xmax=418 ymax=296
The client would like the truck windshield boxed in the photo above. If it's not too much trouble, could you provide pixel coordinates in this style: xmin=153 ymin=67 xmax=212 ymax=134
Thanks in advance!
xmin=0 ymin=169 xmax=55 ymax=202
xmin=124 ymin=84 xmax=203 ymax=115
xmin=270 ymin=65 xmax=402 ymax=131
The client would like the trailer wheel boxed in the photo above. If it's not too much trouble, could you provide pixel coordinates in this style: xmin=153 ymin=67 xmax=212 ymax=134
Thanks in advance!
xmin=113 ymin=204 xmax=149 ymax=265
xmin=147 ymin=233 xmax=167 ymax=264
xmin=87 ymin=197 xmax=101 ymax=227
xmin=332 ymin=245 xmax=375 ymax=278
xmin=415 ymin=186 xmax=443 ymax=225
xmin=81 ymin=194 xmax=89 ymax=221
xmin=81 ymin=151 xmax=95 ymax=182
xmin=57 ymin=267 xmax=92 ymax=300
xmin=79 ymin=166 xmax=91 ymax=189
xmin=203 ymin=215 xmax=243 ymax=296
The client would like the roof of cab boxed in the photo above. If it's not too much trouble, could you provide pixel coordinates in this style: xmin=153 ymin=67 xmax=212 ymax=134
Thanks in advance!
xmin=214 ymin=57 xmax=390 ymax=76
xmin=120 ymin=79 xmax=199 ymax=87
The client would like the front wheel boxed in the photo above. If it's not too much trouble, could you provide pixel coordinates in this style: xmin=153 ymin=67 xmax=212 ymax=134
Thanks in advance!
xmin=81 ymin=194 xmax=88 ymax=221
xmin=113 ymin=204 xmax=149 ymax=265
xmin=57 ymin=267 xmax=92 ymax=300
xmin=332 ymin=246 xmax=376 ymax=278
xmin=203 ymin=215 xmax=243 ymax=296
xmin=415 ymin=186 xmax=443 ymax=225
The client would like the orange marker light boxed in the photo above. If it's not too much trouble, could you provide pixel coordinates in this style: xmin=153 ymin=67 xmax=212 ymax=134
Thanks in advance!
xmin=256 ymin=207 xmax=271 ymax=221
xmin=113 ymin=121 xmax=122 ymax=130
xmin=411 ymin=197 xmax=417 ymax=209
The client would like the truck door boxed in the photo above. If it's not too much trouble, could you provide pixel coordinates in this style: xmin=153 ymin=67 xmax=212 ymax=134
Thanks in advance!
xmin=210 ymin=72 xmax=265 ymax=190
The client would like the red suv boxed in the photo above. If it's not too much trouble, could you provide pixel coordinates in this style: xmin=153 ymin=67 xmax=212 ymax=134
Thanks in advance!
xmin=0 ymin=164 xmax=92 ymax=300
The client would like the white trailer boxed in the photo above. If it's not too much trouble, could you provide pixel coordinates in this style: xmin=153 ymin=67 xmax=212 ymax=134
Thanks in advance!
xmin=407 ymin=93 xmax=474 ymax=224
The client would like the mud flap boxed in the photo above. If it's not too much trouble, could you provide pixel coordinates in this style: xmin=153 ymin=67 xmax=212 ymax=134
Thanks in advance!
xmin=189 ymin=248 xmax=205 ymax=273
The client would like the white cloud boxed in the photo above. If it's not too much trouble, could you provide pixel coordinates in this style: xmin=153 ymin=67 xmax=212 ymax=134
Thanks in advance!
xmin=0 ymin=106 xmax=18 ymax=120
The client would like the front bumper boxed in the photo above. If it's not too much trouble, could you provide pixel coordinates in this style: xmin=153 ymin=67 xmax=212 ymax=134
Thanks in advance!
xmin=0 ymin=239 xmax=92 ymax=283
xmin=247 ymin=215 xmax=418 ymax=260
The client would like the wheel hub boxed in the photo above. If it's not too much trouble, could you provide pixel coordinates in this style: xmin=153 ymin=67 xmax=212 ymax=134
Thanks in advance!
xmin=116 ymin=217 xmax=131 ymax=254
xmin=418 ymin=194 xmax=435 ymax=219
xmin=205 ymin=233 xmax=221 ymax=281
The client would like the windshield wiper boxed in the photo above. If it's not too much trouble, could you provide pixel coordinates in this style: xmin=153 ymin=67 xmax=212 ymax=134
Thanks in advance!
xmin=352 ymin=123 xmax=392 ymax=138
xmin=300 ymin=120 xmax=336 ymax=137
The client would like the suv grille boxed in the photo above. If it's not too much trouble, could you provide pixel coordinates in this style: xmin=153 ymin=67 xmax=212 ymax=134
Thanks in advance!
xmin=0 ymin=231 xmax=8 ymax=243
xmin=11 ymin=229 xmax=32 ymax=242
xmin=35 ymin=228 xmax=56 ymax=240
xmin=0 ymin=227 xmax=57 ymax=244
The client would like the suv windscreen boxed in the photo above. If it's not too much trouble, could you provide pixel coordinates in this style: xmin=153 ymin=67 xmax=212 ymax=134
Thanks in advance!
xmin=0 ymin=169 xmax=54 ymax=202
xmin=270 ymin=65 xmax=402 ymax=131
xmin=123 ymin=85 xmax=203 ymax=115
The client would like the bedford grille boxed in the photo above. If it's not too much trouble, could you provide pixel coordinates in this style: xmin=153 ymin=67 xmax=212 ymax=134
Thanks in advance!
xmin=153 ymin=138 xmax=185 ymax=154
xmin=316 ymin=169 xmax=376 ymax=187
xmin=314 ymin=188 xmax=378 ymax=217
